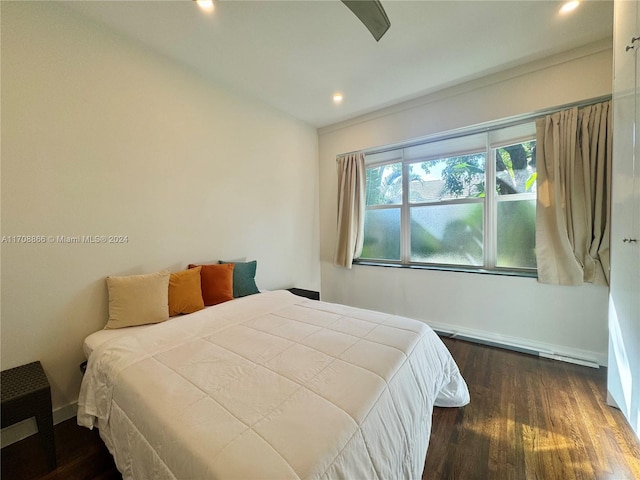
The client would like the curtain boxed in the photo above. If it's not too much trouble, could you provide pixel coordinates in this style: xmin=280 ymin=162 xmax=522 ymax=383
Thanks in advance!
xmin=334 ymin=153 xmax=366 ymax=268
xmin=535 ymin=101 xmax=612 ymax=285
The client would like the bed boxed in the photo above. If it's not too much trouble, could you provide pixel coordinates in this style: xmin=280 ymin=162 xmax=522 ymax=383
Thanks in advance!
xmin=77 ymin=290 xmax=469 ymax=479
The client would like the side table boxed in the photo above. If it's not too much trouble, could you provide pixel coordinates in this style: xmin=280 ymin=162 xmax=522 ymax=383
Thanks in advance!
xmin=1 ymin=361 xmax=57 ymax=470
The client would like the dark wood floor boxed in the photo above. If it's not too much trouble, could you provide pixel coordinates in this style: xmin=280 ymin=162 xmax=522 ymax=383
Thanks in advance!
xmin=425 ymin=338 xmax=640 ymax=480
xmin=1 ymin=418 xmax=120 ymax=480
xmin=2 ymin=338 xmax=639 ymax=480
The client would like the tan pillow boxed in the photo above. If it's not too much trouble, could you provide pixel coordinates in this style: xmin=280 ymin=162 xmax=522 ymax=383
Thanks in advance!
xmin=169 ymin=266 xmax=205 ymax=316
xmin=105 ymin=270 xmax=170 ymax=329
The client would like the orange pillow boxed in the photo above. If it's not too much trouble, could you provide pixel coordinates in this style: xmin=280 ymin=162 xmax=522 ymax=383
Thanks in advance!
xmin=188 ymin=263 xmax=234 ymax=306
xmin=168 ymin=267 xmax=205 ymax=316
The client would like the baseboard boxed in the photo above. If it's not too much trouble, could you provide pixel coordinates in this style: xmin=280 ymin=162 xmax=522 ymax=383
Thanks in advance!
xmin=429 ymin=321 xmax=604 ymax=368
xmin=606 ymin=391 xmax=621 ymax=409
xmin=1 ymin=402 xmax=78 ymax=448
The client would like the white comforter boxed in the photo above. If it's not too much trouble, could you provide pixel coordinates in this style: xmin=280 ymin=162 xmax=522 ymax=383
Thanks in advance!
xmin=78 ymin=290 xmax=469 ymax=480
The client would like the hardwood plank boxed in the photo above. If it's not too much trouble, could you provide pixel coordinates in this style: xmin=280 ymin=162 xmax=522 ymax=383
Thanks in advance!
xmin=425 ymin=338 xmax=640 ymax=480
xmin=1 ymin=417 xmax=121 ymax=480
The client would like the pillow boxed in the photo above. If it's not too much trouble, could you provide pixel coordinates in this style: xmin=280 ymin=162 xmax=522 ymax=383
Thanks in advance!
xmin=188 ymin=263 xmax=234 ymax=306
xmin=105 ymin=270 xmax=170 ymax=329
xmin=218 ymin=259 xmax=260 ymax=297
xmin=168 ymin=267 xmax=205 ymax=316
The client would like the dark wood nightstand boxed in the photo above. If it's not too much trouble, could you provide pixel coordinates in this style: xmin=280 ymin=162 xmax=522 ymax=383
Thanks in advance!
xmin=1 ymin=361 xmax=57 ymax=470
xmin=287 ymin=288 xmax=320 ymax=300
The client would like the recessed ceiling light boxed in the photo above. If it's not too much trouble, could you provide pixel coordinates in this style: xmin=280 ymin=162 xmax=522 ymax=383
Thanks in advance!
xmin=333 ymin=93 xmax=343 ymax=104
xmin=195 ymin=0 xmax=214 ymax=13
xmin=560 ymin=1 xmax=580 ymax=14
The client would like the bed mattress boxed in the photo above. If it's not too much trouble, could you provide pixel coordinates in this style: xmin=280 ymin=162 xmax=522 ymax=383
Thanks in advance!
xmin=78 ymin=290 xmax=469 ymax=479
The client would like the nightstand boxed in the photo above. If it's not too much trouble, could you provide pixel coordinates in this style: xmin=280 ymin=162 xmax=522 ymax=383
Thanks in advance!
xmin=287 ymin=288 xmax=320 ymax=300
xmin=1 ymin=361 xmax=57 ymax=470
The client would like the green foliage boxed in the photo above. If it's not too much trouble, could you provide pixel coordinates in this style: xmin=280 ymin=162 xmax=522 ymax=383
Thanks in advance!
xmin=439 ymin=154 xmax=486 ymax=198
xmin=365 ymin=163 xmax=402 ymax=205
xmin=495 ymin=141 xmax=537 ymax=195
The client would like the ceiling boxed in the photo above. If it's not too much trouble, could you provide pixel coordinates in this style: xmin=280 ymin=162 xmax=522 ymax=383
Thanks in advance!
xmin=64 ymin=0 xmax=613 ymax=128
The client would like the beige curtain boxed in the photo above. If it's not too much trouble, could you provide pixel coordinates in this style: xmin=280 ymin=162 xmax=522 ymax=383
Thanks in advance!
xmin=535 ymin=101 xmax=612 ymax=285
xmin=334 ymin=153 xmax=366 ymax=268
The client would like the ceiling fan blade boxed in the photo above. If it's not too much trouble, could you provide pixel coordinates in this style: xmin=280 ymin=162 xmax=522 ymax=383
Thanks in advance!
xmin=341 ymin=0 xmax=390 ymax=42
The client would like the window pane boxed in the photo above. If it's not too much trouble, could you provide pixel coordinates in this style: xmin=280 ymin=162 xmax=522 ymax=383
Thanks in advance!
xmin=409 ymin=153 xmax=485 ymax=203
xmin=495 ymin=140 xmax=536 ymax=195
xmin=366 ymin=163 xmax=402 ymax=206
xmin=362 ymin=208 xmax=401 ymax=260
xmin=496 ymin=199 xmax=536 ymax=269
xmin=410 ymin=204 xmax=483 ymax=265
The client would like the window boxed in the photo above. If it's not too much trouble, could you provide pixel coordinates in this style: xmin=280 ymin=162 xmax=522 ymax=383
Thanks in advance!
xmin=360 ymin=123 xmax=537 ymax=273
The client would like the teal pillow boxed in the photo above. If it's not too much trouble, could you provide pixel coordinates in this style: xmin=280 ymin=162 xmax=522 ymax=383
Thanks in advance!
xmin=218 ymin=260 xmax=260 ymax=297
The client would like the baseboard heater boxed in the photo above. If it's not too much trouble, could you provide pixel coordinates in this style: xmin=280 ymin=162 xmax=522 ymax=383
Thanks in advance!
xmin=434 ymin=330 xmax=600 ymax=369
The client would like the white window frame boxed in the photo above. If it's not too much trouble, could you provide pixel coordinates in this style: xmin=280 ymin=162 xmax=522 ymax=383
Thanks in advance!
xmin=357 ymin=123 xmax=537 ymax=276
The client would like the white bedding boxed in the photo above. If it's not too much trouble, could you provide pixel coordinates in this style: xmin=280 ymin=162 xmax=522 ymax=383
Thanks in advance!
xmin=78 ymin=290 xmax=469 ymax=480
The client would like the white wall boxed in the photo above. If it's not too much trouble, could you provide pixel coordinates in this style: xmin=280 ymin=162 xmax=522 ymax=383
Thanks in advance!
xmin=319 ymin=41 xmax=613 ymax=365
xmin=1 ymin=1 xmax=320 ymax=420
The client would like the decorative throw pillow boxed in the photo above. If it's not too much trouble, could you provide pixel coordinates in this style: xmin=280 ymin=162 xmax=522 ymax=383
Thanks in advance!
xmin=218 ymin=260 xmax=260 ymax=297
xmin=168 ymin=267 xmax=205 ymax=316
xmin=105 ymin=270 xmax=170 ymax=329
xmin=188 ymin=263 xmax=234 ymax=306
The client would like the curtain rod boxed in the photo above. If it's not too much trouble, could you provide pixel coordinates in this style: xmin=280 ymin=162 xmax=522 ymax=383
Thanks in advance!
xmin=336 ymin=94 xmax=611 ymax=160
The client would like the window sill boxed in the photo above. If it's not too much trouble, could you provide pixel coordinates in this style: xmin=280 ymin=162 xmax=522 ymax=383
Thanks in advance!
xmin=352 ymin=260 xmax=538 ymax=279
